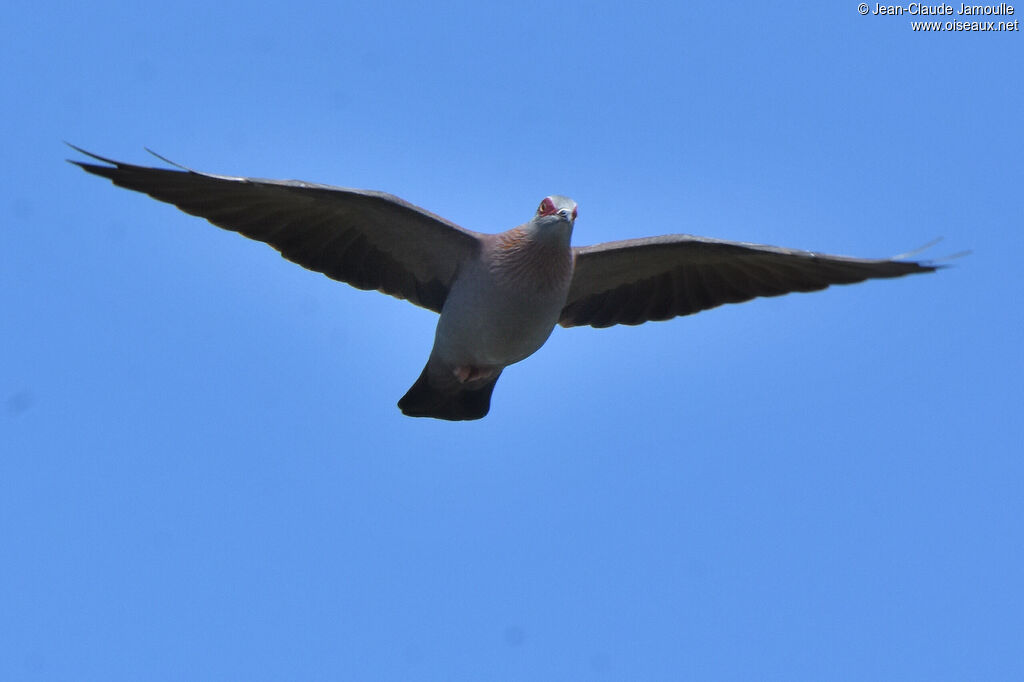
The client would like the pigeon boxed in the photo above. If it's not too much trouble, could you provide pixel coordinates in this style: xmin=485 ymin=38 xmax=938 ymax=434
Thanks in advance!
xmin=69 ymin=146 xmax=939 ymax=420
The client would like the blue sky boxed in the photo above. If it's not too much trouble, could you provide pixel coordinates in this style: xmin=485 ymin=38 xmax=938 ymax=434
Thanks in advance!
xmin=3 ymin=1 xmax=1022 ymax=679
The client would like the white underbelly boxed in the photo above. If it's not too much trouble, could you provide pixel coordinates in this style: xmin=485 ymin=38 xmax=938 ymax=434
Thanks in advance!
xmin=433 ymin=272 xmax=568 ymax=368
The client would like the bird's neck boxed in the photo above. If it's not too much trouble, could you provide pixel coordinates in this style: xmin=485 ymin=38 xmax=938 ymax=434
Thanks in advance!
xmin=489 ymin=225 xmax=574 ymax=293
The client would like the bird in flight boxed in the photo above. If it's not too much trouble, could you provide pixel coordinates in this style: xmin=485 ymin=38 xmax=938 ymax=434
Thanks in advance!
xmin=70 ymin=146 xmax=939 ymax=421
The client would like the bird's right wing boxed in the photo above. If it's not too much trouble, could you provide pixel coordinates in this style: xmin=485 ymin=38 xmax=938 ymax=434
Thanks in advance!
xmin=70 ymin=147 xmax=484 ymax=313
xmin=560 ymin=234 xmax=939 ymax=328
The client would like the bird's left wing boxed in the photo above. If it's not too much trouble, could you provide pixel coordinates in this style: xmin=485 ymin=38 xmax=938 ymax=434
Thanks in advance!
xmin=560 ymin=234 xmax=939 ymax=328
xmin=70 ymin=147 xmax=484 ymax=313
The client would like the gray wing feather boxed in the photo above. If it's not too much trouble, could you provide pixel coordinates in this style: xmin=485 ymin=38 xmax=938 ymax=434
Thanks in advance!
xmin=560 ymin=234 xmax=939 ymax=328
xmin=70 ymin=146 xmax=482 ymax=313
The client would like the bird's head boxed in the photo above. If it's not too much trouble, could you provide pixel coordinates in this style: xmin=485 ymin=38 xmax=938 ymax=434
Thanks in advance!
xmin=532 ymin=195 xmax=577 ymax=243
xmin=536 ymin=195 xmax=578 ymax=223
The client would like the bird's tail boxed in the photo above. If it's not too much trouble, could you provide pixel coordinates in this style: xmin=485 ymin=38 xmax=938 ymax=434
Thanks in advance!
xmin=398 ymin=364 xmax=501 ymax=421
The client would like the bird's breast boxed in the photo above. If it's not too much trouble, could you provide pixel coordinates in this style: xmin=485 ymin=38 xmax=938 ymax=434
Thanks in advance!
xmin=489 ymin=228 xmax=574 ymax=293
xmin=432 ymin=233 xmax=573 ymax=367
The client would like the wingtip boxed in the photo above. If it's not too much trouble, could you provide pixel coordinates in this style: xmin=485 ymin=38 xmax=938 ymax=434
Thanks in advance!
xmin=144 ymin=147 xmax=194 ymax=172
xmin=64 ymin=142 xmax=120 ymax=167
xmin=892 ymin=236 xmax=943 ymax=261
xmin=890 ymin=236 xmax=970 ymax=272
xmin=929 ymin=249 xmax=972 ymax=267
xmin=65 ymin=142 xmax=195 ymax=174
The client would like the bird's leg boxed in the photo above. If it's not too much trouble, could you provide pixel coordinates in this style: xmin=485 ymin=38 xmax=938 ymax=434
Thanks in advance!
xmin=453 ymin=365 xmax=500 ymax=384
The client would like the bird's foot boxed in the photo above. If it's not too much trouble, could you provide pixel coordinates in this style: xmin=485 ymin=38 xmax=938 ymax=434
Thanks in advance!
xmin=453 ymin=365 xmax=499 ymax=384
